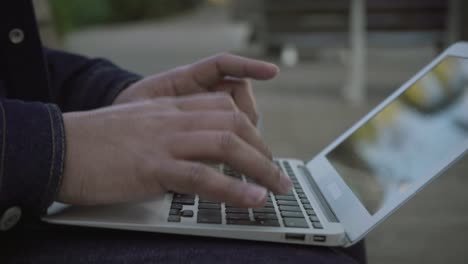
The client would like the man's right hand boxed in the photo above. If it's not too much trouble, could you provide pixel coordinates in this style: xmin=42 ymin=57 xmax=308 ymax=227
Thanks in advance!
xmin=59 ymin=93 xmax=292 ymax=208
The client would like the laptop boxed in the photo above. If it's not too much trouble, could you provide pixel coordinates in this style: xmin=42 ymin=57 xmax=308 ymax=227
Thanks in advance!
xmin=43 ymin=42 xmax=468 ymax=247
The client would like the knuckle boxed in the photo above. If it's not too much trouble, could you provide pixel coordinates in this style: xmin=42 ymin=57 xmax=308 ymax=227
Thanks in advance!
xmin=215 ymin=52 xmax=231 ymax=61
xmin=138 ymin=157 xmax=161 ymax=181
xmin=156 ymin=97 xmax=172 ymax=104
xmin=265 ymin=159 xmax=280 ymax=183
xmin=149 ymin=112 xmax=171 ymax=125
xmin=231 ymin=111 xmax=249 ymax=132
xmin=274 ymin=165 xmax=282 ymax=184
xmin=186 ymin=163 xmax=206 ymax=187
xmin=218 ymin=93 xmax=236 ymax=107
xmin=250 ymin=110 xmax=260 ymax=125
xmin=239 ymin=78 xmax=250 ymax=86
xmin=219 ymin=131 xmax=239 ymax=150
xmin=171 ymin=65 xmax=190 ymax=78
xmin=193 ymin=111 xmax=208 ymax=122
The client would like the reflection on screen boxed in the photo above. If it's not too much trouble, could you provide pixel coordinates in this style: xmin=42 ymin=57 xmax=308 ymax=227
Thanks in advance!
xmin=328 ymin=56 xmax=468 ymax=215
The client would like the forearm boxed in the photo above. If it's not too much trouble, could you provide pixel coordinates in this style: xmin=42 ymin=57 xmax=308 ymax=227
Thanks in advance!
xmin=0 ymin=99 xmax=65 ymax=228
xmin=45 ymin=49 xmax=141 ymax=111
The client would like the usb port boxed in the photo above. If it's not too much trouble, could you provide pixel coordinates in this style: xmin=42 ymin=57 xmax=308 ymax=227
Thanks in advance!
xmin=285 ymin=233 xmax=306 ymax=241
xmin=313 ymin=235 xmax=326 ymax=242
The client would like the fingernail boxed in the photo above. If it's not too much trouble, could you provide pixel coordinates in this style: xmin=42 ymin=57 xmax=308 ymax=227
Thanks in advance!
xmin=245 ymin=185 xmax=267 ymax=205
xmin=279 ymin=173 xmax=293 ymax=194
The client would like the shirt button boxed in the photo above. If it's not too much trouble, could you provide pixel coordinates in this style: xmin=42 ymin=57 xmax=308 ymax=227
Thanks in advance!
xmin=0 ymin=207 xmax=22 ymax=231
xmin=9 ymin=28 xmax=25 ymax=44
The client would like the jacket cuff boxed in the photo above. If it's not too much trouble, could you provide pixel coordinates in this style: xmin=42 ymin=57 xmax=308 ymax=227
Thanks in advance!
xmin=100 ymin=70 xmax=141 ymax=107
xmin=71 ymin=60 xmax=141 ymax=110
xmin=58 ymin=57 xmax=141 ymax=111
xmin=80 ymin=63 xmax=141 ymax=108
xmin=0 ymin=99 xmax=65 ymax=221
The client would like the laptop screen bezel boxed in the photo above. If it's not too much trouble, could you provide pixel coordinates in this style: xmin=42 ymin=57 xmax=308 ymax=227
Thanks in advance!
xmin=305 ymin=42 xmax=468 ymax=245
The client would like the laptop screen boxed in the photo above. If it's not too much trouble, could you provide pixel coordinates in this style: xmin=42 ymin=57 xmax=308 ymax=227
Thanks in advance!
xmin=327 ymin=56 xmax=468 ymax=215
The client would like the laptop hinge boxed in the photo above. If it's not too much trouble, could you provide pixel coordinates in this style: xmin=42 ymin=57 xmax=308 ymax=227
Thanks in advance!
xmin=298 ymin=165 xmax=339 ymax=223
xmin=299 ymin=165 xmax=353 ymax=244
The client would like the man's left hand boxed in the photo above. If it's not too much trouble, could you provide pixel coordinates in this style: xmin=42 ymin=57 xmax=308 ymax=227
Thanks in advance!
xmin=113 ymin=53 xmax=279 ymax=125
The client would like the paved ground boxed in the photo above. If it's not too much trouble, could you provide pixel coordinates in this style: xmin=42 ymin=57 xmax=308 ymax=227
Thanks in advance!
xmin=65 ymin=5 xmax=468 ymax=264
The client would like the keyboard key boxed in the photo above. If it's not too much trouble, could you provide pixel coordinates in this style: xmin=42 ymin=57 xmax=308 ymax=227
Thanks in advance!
xmin=246 ymin=178 xmax=256 ymax=183
xmin=263 ymin=202 xmax=274 ymax=208
xmin=279 ymin=205 xmax=301 ymax=212
xmin=181 ymin=210 xmax=194 ymax=217
xmin=298 ymin=193 xmax=308 ymax=199
xmin=170 ymin=203 xmax=183 ymax=210
xmin=253 ymin=208 xmax=276 ymax=214
xmin=303 ymin=204 xmax=313 ymax=210
xmin=198 ymin=199 xmax=219 ymax=204
xmin=226 ymin=213 xmax=250 ymax=220
xmin=283 ymin=218 xmax=308 ymax=228
xmin=173 ymin=198 xmax=195 ymax=205
xmin=168 ymin=215 xmax=181 ymax=222
xmin=174 ymin=194 xmax=195 ymax=199
xmin=225 ymin=208 xmax=249 ymax=214
xmin=276 ymin=200 xmax=299 ymax=206
xmin=280 ymin=211 xmax=304 ymax=218
xmin=169 ymin=209 xmax=180 ymax=215
xmin=306 ymin=209 xmax=316 ymax=216
xmin=253 ymin=213 xmax=278 ymax=220
xmin=312 ymin=222 xmax=323 ymax=229
xmin=309 ymin=216 xmax=320 ymax=222
xmin=300 ymin=199 xmax=310 ymax=204
xmin=226 ymin=219 xmax=255 ymax=226
xmin=198 ymin=203 xmax=221 ymax=210
xmin=223 ymin=167 xmax=242 ymax=178
xmin=275 ymin=195 xmax=296 ymax=201
xmin=197 ymin=210 xmax=222 ymax=224
xmin=256 ymin=220 xmax=280 ymax=227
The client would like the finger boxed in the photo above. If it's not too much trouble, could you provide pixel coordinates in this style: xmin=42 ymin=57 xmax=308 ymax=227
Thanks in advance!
xmin=158 ymin=160 xmax=268 ymax=207
xmin=168 ymin=131 xmax=292 ymax=194
xmin=169 ymin=111 xmax=272 ymax=159
xmin=174 ymin=93 xmax=239 ymax=112
xmin=188 ymin=53 xmax=279 ymax=88
xmin=213 ymin=78 xmax=259 ymax=125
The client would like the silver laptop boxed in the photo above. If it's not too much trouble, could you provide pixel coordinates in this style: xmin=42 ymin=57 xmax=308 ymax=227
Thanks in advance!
xmin=43 ymin=42 xmax=468 ymax=247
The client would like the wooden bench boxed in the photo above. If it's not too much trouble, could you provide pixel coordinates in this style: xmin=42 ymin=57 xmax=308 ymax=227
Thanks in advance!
xmin=250 ymin=0 xmax=449 ymax=51
xmin=231 ymin=0 xmax=461 ymax=103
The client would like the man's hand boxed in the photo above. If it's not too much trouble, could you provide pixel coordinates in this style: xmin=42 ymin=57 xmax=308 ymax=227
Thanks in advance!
xmin=113 ymin=53 xmax=279 ymax=125
xmin=60 ymin=94 xmax=292 ymax=207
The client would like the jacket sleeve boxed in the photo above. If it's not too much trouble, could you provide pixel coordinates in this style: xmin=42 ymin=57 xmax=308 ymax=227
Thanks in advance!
xmin=0 ymin=99 xmax=65 ymax=224
xmin=45 ymin=48 xmax=142 ymax=112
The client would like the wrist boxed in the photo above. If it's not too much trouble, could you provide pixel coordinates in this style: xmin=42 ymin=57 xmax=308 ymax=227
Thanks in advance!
xmin=111 ymin=79 xmax=142 ymax=105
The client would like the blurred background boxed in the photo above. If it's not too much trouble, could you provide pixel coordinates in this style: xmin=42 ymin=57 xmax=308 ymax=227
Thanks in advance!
xmin=34 ymin=0 xmax=468 ymax=263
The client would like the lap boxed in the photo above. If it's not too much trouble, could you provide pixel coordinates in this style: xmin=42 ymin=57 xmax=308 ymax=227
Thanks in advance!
xmin=2 ymin=222 xmax=366 ymax=264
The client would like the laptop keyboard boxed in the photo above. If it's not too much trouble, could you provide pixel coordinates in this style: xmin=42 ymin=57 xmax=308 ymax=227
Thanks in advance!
xmin=167 ymin=161 xmax=323 ymax=229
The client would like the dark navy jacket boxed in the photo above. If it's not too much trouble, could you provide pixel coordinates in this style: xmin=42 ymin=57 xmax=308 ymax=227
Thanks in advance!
xmin=0 ymin=0 xmax=140 ymax=225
